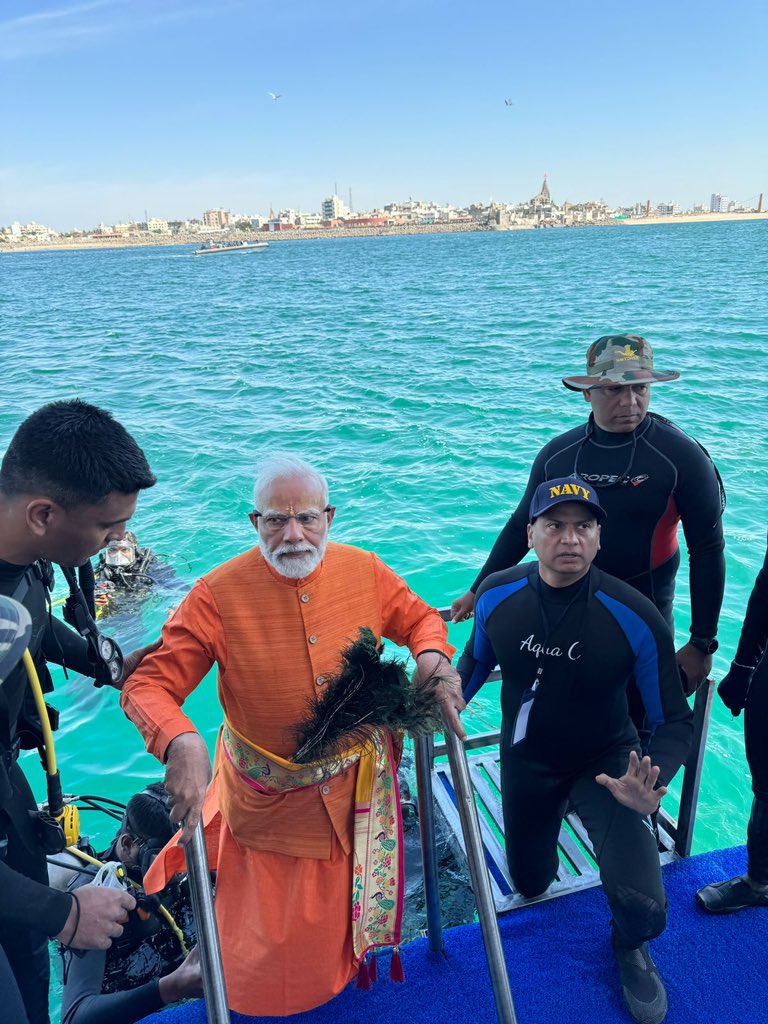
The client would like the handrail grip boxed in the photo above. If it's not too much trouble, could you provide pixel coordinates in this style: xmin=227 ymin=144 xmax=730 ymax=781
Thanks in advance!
xmin=674 ymin=677 xmax=715 ymax=857
xmin=442 ymin=722 xmax=518 ymax=1023
xmin=413 ymin=733 xmax=444 ymax=952
xmin=185 ymin=818 xmax=230 ymax=1022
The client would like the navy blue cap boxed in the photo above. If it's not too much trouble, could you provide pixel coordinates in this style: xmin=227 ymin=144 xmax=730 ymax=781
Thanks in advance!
xmin=529 ymin=476 xmax=606 ymax=524
xmin=0 ymin=596 xmax=32 ymax=686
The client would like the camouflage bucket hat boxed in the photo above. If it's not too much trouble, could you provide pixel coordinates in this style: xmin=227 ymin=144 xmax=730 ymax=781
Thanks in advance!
xmin=562 ymin=335 xmax=680 ymax=392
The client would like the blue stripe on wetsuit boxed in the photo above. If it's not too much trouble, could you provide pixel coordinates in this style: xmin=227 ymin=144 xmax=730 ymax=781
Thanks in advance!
xmin=595 ymin=590 xmax=665 ymax=733
xmin=464 ymin=578 xmax=529 ymax=702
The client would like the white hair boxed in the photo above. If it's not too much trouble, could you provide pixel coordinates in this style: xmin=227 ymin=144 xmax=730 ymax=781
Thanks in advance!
xmin=253 ymin=454 xmax=329 ymax=511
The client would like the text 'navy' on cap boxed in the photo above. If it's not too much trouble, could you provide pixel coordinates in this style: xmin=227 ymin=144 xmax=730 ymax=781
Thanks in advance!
xmin=529 ymin=476 xmax=606 ymax=524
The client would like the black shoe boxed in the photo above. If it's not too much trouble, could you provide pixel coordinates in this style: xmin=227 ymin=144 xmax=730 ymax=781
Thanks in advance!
xmin=696 ymin=875 xmax=768 ymax=914
xmin=612 ymin=937 xmax=668 ymax=1024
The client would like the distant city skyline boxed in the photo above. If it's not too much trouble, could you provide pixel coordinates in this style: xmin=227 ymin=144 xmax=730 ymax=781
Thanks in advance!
xmin=4 ymin=181 xmax=762 ymax=239
xmin=2 ymin=0 xmax=766 ymax=229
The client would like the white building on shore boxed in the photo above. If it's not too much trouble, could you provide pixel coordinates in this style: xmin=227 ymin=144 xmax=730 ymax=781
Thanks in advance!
xmin=296 ymin=211 xmax=322 ymax=227
xmin=145 ymin=217 xmax=169 ymax=233
xmin=321 ymin=195 xmax=347 ymax=220
xmin=710 ymin=193 xmax=733 ymax=213
xmin=2 ymin=220 xmax=59 ymax=241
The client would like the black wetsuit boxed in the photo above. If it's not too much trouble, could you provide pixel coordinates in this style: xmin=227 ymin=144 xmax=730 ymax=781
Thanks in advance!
xmin=458 ymin=562 xmax=693 ymax=947
xmin=471 ymin=413 xmax=725 ymax=638
xmin=730 ymin=532 xmax=768 ymax=882
xmin=0 ymin=559 xmax=93 ymax=1024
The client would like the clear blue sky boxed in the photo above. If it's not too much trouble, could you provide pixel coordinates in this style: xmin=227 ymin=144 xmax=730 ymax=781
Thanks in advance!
xmin=2 ymin=0 xmax=766 ymax=229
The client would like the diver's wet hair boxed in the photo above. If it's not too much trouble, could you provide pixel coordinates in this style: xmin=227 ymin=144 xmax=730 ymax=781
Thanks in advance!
xmin=123 ymin=782 xmax=174 ymax=846
xmin=0 ymin=399 xmax=156 ymax=508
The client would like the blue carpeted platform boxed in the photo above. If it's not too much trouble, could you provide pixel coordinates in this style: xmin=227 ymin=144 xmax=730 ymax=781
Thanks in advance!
xmin=139 ymin=846 xmax=765 ymax=1024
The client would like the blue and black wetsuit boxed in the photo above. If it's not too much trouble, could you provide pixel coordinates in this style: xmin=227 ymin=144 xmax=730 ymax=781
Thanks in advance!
xmin=458 ymin=562 xmax=693 ymax=948
xmin=471 ymin=413 xmax=725 ymax=639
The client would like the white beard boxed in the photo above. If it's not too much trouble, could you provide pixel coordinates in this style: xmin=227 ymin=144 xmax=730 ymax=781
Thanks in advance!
xmin=261 ymin=535 xmax=328 ymax=579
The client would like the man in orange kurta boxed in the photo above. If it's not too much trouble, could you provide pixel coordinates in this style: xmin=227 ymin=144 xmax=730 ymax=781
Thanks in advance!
xmin=120 ymin=455 xmax=465 ymax=1017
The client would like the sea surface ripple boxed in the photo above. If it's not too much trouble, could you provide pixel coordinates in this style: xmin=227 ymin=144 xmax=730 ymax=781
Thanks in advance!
xmin=2 ymin=221 xmax=767 ymax=855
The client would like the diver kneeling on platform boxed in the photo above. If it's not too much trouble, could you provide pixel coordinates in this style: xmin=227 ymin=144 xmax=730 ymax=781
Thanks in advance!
xmin=51 ymin=783 xmax=201 ymax=1024
xmin=119 ymin=454 xmax=466 ymax=1017
xmin=458 ymin=477 xmax=693 ymax=1024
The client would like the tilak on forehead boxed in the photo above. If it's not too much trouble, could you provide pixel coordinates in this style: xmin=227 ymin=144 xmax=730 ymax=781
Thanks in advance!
xmin=260 ymin=471 xmax=328 ymax=515
xmin=263 ymin=501 xmax=323 ymax=515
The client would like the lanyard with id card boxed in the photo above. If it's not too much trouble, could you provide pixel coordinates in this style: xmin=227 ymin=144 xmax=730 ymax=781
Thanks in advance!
xmin=510 ymin=572 xmax=589 ymax=747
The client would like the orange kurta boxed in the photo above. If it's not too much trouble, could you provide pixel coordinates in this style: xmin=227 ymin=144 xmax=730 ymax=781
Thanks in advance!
xmin=120 ymin=541 xmax=454 ymax=1017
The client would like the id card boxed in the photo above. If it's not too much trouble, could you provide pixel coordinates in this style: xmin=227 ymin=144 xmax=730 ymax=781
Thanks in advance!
xmin=511 ymin=666 xmax=543 ymax=746
xmin=512 ymin=686 xmax=536 ymax=745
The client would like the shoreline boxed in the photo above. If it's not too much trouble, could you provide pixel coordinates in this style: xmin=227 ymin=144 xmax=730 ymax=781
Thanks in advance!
xmin=618 ymin=211 xmax=768 ymax=227
xmin=2 ymin=211 xmax=765 ymax=254
xmin=0 ymin=221 xmax=491 ymax=254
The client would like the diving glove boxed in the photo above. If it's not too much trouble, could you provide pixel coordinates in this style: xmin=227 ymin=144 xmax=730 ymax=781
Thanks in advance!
xmin=717 ymin=662 xmax=753 ymax=716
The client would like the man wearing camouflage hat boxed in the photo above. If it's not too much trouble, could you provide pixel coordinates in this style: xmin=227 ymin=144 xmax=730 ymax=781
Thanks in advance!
xmin=451 ymin=335 xmax=725 ymax=696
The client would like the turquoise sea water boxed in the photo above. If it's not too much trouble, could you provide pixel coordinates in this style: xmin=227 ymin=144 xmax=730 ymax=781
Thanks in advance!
xmin=2 ymin=221 xmax=767 ymax=867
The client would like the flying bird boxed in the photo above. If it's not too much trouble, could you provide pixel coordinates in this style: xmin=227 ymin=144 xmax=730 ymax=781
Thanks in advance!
xmin=268 ymin=92 xmax=283 ymax=101
xmin=504 ymin=99 xmax=514 ymax=106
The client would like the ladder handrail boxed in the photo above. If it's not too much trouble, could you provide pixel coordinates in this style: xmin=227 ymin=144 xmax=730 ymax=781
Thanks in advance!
xmin=184 ymin=818 xmax=230 ymax=1022
xmin=440 ymin=722 xmax=518 ymax=1023
xmin=413 ymin=733 xmax=444 ymax=953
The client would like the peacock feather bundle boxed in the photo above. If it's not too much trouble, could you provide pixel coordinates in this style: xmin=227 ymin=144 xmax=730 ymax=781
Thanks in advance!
xmin=292 ymin=627 xmax=445 ymax=765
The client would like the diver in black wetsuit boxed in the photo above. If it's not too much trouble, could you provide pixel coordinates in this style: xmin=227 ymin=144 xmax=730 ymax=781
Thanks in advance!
xmin=451 ymin=335 xmax=725 ymax=696
xmin=93 ymin=533 xmax=157 ymax=619
xmin=93 ymin=533 xmax=187 ymax=625
xmin=96 ymin=533 xmax=155 ymax=589
xmin=697 ymin=530 xmax=768 ymax=914
xmin=458 ymin=477 xmax=692 ymax=1024
xmin=51 ymin=783 xmax=201 ymax=1024
xmin=0 ymin=400 xmax=157 ymax=1024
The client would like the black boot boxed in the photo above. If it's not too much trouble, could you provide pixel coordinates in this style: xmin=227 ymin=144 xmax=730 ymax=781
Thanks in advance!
xmin=696 ymin=797 xmax=768 ymax=913
xmin=611 ymin=929 xmax=668 ymax=1024
xmin=696 ymin=875 xmax=768 ymax=913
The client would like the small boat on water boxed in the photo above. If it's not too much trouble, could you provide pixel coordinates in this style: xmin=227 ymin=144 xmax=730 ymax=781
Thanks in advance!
xmin=192 ymin=239 xmax=269 ymax=256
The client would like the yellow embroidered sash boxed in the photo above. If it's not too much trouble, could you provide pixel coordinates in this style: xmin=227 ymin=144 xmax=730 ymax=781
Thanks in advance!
xmin=221 ymin=720 xmax=403 ymax=960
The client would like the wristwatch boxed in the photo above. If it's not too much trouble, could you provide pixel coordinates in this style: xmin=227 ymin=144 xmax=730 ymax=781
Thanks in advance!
xmin=690 ymin=636 xmax=719 ymax=655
